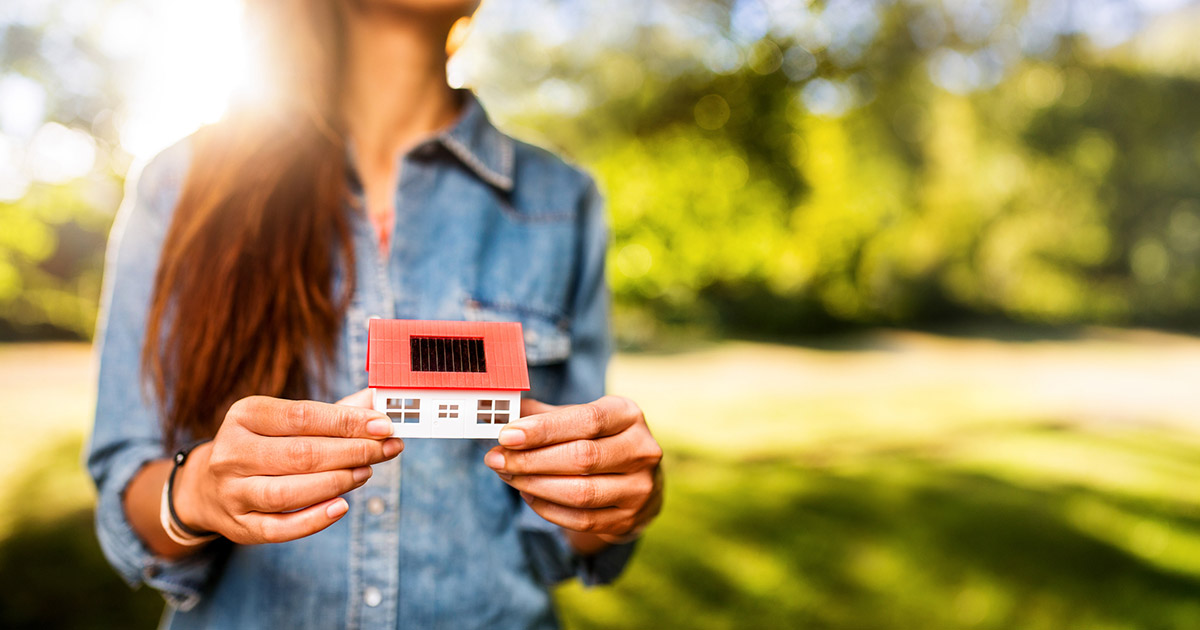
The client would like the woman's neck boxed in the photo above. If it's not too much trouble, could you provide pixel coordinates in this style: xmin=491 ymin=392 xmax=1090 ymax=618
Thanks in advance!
xmin=340 ymin=7 xmax=463 ymax=175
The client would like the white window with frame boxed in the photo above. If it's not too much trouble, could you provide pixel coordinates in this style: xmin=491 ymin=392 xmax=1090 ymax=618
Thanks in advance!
xmin=386 ymin=398 xmax=420 ymax=423
xmin=437 ymin=402 xmax=460 ymax=420
xmin=475 ymin=399 xmax=511 ymax=425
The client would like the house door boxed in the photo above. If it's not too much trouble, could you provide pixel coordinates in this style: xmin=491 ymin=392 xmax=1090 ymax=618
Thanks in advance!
xmin=431 ymin=400 xmax=463 ymax=438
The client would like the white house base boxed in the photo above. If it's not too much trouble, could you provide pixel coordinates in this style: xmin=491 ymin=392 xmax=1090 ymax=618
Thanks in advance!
xmin=372 ymin=388 xmax=521 ymax=440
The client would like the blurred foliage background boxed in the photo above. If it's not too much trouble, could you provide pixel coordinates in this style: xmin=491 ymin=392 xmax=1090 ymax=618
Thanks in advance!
xmin=4 ymin=0 xmax=1200 ymax=628
xmin=459 ymin=0 xmax=1200 ymax=339
xmin=5 ymin=0 xmax=1200 ymax=341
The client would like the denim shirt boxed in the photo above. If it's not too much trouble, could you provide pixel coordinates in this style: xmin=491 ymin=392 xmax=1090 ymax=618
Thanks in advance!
xmin=86 ymin=94 xmax=635 ymax=629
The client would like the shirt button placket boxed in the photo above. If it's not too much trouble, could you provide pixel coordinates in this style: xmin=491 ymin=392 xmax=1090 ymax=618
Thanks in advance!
xmin=354 ymin=462 xmax=401 ymax=628
xmin=346 ymin=201 xmax=401 ymax=630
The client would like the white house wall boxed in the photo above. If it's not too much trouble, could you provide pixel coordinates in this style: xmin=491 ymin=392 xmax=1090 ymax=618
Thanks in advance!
xmin=372 ymin=388 xmax=521 ymax=439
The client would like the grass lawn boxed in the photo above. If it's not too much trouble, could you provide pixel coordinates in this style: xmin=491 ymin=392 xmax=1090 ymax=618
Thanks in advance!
xmin=3 ymin=327 xmax=1200 ymax=628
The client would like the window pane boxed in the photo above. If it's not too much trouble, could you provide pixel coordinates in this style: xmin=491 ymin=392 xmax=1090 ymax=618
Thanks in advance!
xmin=404 ymin=398 xmax=419 ymax=410
xmin=494 ymin=413 xmax=509 ymax=424
xmin=477 ymin=413 xmax=490 ymax=424
xmin=449 ymin=404 xmax=458 ymax=410
xmin=479 ymin=399 xmax=492 ymax=411
xmin=387 ymin=411 xmax=404 ymax=422
xmin=495 ymin=400 xmax=510 ymax=411
xmin=438 ymin=412 xmax=446 ymax=418
xmin=387 ymin=398 xmax=403 ymax=410
xmin=403 ymin=412 xmax=419 ymax=423
xmin=410 ymin=337 xmax=486 ymax=372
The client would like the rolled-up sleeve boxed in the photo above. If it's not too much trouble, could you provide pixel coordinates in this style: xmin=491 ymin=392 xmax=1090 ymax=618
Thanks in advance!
xmin=85 ymin=140 xmax=225 ymax=610
xmin=519 ymin=177 xmax=639 ymax=586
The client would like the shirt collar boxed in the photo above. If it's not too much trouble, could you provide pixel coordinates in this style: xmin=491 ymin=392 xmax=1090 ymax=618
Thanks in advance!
xmin=435 ymin=91 xmax=515 ymax=192
xmin=345 ymin=91 xmax=515 ymax=194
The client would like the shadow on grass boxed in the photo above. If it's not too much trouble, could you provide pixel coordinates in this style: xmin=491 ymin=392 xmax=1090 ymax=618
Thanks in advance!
xmin=0 ymin=438 xmax=162 ymax=630
xmin=559 ymin=454 xmax=1200 ymax=630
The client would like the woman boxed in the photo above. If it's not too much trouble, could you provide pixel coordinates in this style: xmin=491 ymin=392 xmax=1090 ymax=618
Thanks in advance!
xmin=86 ymin=0 xmax=663 ymax=627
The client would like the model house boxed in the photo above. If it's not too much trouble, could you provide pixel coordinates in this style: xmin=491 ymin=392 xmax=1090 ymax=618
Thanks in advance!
xmin=366 ymin=319 xmax=530 ymax=439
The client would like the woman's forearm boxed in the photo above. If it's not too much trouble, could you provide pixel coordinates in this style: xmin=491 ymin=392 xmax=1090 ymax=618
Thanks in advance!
xmin=123 ymin=445 xmax=214 ymax=559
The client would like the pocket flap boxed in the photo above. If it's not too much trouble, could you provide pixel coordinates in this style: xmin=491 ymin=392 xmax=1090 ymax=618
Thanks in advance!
xmin=464 ymin=299 xmax=571 ymax=365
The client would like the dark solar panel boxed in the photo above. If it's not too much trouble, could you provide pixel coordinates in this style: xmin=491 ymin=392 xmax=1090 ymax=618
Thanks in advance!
xmin=410 ymin=336 xmax=486 ymax=373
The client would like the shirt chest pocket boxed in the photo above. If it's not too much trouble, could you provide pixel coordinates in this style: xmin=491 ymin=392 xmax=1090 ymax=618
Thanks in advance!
xmin=463 ymin=299 xmax=577 ymax=417
xmin=463 ymin=299 xmax=571 ymax=367
xmin=468 ymin=201 xmax=579 ymax=327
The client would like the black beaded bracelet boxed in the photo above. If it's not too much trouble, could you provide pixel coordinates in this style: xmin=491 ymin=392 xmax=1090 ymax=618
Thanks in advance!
xmin=168 ymin=440 xmax=215 ymax=538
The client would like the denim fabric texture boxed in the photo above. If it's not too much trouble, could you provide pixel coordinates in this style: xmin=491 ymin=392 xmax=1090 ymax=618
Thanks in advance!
xmin=85 ymin=93 xmax=635 ymax=629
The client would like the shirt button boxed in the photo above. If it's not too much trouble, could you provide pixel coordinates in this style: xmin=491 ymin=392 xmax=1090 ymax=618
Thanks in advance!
xmin=363 ymin=586 xmax=382 ymax=607
xmin=367 ymin=497 xmax=385 ymax=515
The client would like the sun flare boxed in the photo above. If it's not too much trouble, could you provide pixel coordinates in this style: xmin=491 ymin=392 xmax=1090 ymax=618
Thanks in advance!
xmin=114 ymin=0 xmax=248 ymax=160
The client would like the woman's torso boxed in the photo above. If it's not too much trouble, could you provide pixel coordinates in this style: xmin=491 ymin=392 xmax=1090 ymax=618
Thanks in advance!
xmin=104 ymin=96 xmax=608 ymax=629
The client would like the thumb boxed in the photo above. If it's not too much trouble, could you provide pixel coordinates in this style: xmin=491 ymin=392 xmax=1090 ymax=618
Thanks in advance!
xmin=336 ymin=388 xmax=374 ymax=409
xmin=520 ymin=398 xmax=559 ymax=418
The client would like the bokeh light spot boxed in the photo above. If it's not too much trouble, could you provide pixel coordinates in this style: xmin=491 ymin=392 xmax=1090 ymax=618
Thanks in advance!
xmin=1131 ymin=238 xmax=1170 ymax=285
xmin=26 ymin=123 xmax=95 ymax=184
xmin=617 ymin=243 xmax=653 ymax=279
xmin=695 ymin=94 xmax=731 ymax=130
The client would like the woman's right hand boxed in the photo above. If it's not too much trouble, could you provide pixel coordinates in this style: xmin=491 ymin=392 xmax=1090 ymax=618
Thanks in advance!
xmin=172 ymin=391 xmax=402 ymax=544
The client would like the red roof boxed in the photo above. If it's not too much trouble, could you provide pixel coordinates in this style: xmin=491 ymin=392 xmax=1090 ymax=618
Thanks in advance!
xmin=367 ymin=319 xmax=530 ymax=391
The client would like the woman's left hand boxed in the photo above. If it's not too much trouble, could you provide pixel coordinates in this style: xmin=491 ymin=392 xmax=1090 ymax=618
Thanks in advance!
xmin=484 ymin=396 xmax=664 ymax=544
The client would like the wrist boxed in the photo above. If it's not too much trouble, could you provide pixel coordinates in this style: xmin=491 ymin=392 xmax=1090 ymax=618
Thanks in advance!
xmin=172 ymin=442 xmax=216 ymax=535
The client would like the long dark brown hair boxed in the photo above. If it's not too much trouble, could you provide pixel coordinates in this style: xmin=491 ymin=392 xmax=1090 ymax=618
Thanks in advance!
xmin=143 ymin=0 xmax=355 ymax=449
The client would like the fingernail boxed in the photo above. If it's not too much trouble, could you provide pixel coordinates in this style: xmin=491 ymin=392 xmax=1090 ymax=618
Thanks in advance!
xmin=367 ymin=418 xmax=393 ymax=436
xmin=498 ymin=428 xmax=525 ymax=447
xmin=382 ymin=439 xmax=403 ymax=457
xmin=326 ymin=498 xmax=349 ymax=518
xmin=352 ymin=466 xmax=372 ymax=483
xmin=498 ymin=473 xmax=513 ymax=481
xmin=484 ymin=451 xmax=505 ymax=470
